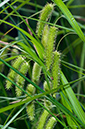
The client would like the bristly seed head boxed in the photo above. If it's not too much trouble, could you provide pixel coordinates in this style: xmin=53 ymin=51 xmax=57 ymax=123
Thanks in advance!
xmin=36 ymin=3 xmax=54 ymax=37
xmin=32 ymin=62 xmax=42 ymax=84
xmin=45 ymin=26 xmax=57 ymax=70
xmin=52 ymin=50 xmax=61 ymax=97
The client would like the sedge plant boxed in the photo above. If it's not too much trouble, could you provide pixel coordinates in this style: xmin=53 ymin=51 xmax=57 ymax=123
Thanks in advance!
xmin=0 ymin=1 xmax=85 ymax=129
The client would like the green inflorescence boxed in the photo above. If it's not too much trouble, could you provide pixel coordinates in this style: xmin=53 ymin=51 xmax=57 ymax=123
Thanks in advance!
xmin=45 ymin=117 xmax=56 ymax=129
xmin=26 ymin=84 xmax=35 ymax=95
xmin=32 ymin=62 xmax=42 ymax=84
xmin=16 ymin=61 xmax=30 ymax=96
xmin=26 ymin=101 xmax=35 ymax=121
xmin=5 ymin=3 xmax=61 ymax=129
xmin=52 ymin=51 xmax=60 ymax=98
xmin=26 ymin=84 xmax=35 ymax=121
xmin=52 ymin=51 xmax=60 ymax=89
xmin=6 ymin=56 xmax=24 ymax=89
xmin=41 ymin=24 xmax=49 ymax=49
xmin=36 ymin=3 xmax=54 ymax=37
xmin=37 ymin=110 xmax=50 ymax=129
xmin=45 ymin=26 xmax=57 ymax=70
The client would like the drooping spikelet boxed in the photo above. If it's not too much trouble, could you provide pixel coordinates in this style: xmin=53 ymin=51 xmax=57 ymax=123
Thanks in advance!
xmin=32 ymin=62 xmax=42 ymax=84
xmin=52 ymin=51 xmax=60 ymax=97
xmin=12 ymin=56 xmax=24 ymax=69
xmin=44 ymin=81 xmax=53 ymax=109
xmin=26 ymin=84 xmax=35 ymax=95
xmin=45 ymin=26 xmax=57 ymax=70
xmin=37 ymin=110 xmax=49 ymax=129
xmin=44 ymin=81 xmax=50 ymax=92
xmin=36 ymin=3 xmax=54 ymax=37
xmin=26 ymin=101 xmax=35 ymax=121
xmin=26 ymin=84 xmax=35 ymax=121
xmin=6 ymin=56 xmax=24 ymax=89
xmin=16 ymin=62 xmax=30 ymax=96
xmin=45 ymin=117 xmax=56 ymax=129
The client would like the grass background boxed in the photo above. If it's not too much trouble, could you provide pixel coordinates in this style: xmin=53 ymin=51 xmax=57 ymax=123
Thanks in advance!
xmin=0 ymin=0 xmax=85 ymax=129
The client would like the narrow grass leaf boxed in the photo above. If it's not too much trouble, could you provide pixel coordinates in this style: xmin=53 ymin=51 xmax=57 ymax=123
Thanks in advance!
xmin=53 ymin=0 xmax=85 ymax=42
xmin=60 ymin=71 xmax=85 ymax=124
xmin=0 ymin=19 xmax=44 ymax=59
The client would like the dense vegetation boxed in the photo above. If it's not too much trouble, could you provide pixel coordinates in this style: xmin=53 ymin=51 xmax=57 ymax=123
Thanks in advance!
xmin=0 ymin=0 xmax=85 ymax=129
